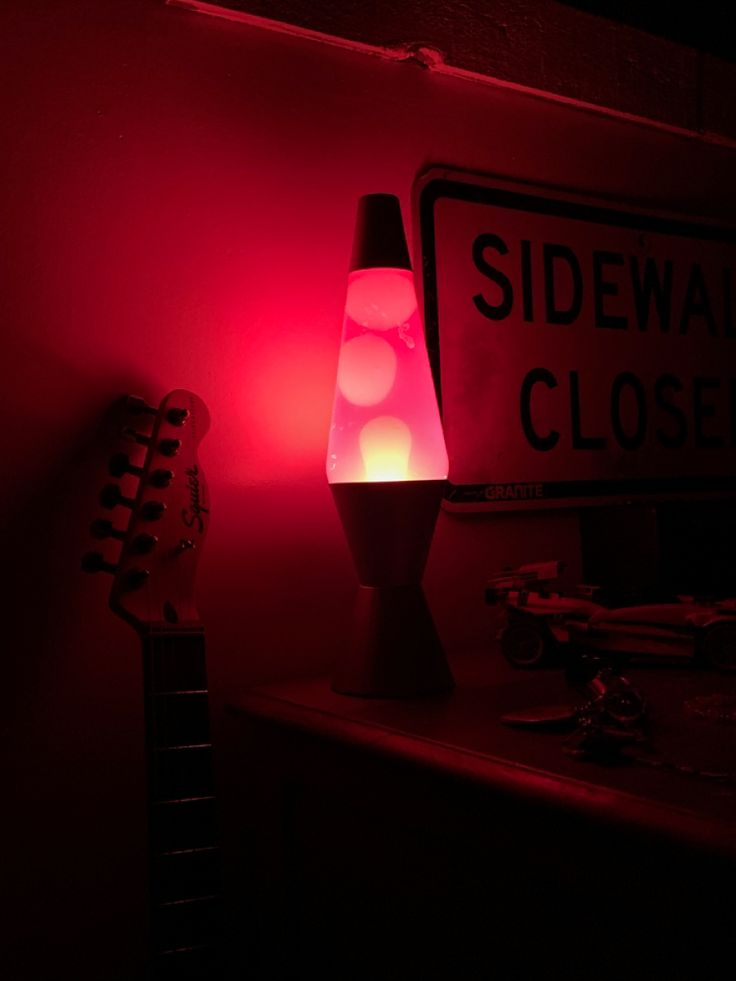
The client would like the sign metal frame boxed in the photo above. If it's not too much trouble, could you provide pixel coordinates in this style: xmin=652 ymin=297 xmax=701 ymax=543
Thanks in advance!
xmin=416 ymin=169 xmax=736 ymax=511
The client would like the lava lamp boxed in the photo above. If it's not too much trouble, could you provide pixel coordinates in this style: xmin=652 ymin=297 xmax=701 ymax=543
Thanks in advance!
xmin=327 ymin=193 xmax=454 ymax=697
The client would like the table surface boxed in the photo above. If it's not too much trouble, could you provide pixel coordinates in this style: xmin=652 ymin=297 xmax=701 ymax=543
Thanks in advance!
xmin=229 ymin=651 xmax=736 ymax=857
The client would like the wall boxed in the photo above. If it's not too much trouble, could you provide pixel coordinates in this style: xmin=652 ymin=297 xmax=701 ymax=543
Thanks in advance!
xmin=3 ymin=1 xmax=736 ymax=977
xmin=189 ymin=0 xmax=733 ymax=133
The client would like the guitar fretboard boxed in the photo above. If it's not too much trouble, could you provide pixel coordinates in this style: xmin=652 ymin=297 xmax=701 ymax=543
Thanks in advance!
xmin=141 ymin=631 xmax=222 ymax=978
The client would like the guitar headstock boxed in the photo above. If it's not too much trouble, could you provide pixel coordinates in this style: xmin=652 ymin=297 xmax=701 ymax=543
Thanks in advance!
xmin=83 ymin=390 xmax=210 ymax=632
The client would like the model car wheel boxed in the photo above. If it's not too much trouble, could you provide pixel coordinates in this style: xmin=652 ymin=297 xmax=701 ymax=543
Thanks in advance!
xmin=698 ymin=622 xmax=736 ymax=671
xmin=500 ymin=620 xmax=551 ymax=668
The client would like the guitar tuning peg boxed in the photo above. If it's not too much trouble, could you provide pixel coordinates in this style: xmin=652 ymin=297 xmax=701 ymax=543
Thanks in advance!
xmin=90 ymin=518 xmax=126 ymax=541
xmin=140 ymin=500 xmax=166 ymax=521
xmin=82 ymin=551 xmax=118 ymax=575
xmin=109 ymin=452 xmax=144 ymax=479
xmin=166 ymin=407 xmax=190 ymax=427
xmin=99 ymin=484 xmax=135 ymax=510
xmin=124 ymin=567 xmax=150 ymax=590
xmin=121 ymin=426 xmax=152 ymax=446
xmin=158 ymin=438 xmax=181 ymax=457
xmin=125 ymin=396 xmax=157 ymax=417
xmin=149 ymin=468 xmax=174 ymax=488
xmin=131 ymin=532 xmax=158 ymax=554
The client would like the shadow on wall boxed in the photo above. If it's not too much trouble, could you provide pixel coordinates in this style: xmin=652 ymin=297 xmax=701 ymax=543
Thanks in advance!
xmin=580 ymin=501 xmax=736 ymax=598
xmin=2 ymin=344 xmax=159 ymax=979
xmin=2 ymin=347 xmax=156 ymax=722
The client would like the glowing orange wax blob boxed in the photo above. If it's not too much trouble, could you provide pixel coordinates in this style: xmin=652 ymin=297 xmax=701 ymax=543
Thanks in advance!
xmin=337 ymin=334 xmax=397 ymax=406
xmin=327 ymin=264 xmax=447 ymax=484
xmin=359 ymin=416 xmax=412 ymax=481
xmin=345 ymin=269 xmax=418 ymax=330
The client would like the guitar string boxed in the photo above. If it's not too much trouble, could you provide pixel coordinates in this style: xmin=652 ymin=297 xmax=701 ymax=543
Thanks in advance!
xmin=163 ymin=393 xmax=214 ymax=972
xmin=141 ymin=396 xmax=172 ymax=968
xmin=179 ymin=396 xmax=217 ymax=967
xmin=158 ymin=396 xmax=182 ymax=965
xmin=160 ymin=396 xmax=176 ymax=964
xmin=174 ymin=394 xmax=218 ymax=971
xmin=146 ymin=402 xmax=162 ymax=969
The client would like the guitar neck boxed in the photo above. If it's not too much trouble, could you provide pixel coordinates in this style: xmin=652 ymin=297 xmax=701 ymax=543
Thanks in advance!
xmin=143 ymin=630 xmax=214 ymax=799
xmin=141 ymin=630 xmax=222 ymax=977
xmin=83 ymin=390 xmax=221 ymax=977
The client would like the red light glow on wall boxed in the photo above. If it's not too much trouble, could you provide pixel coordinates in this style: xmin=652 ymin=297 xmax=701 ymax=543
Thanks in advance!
xmin=327 ymin=266 xmax=448 ymax=484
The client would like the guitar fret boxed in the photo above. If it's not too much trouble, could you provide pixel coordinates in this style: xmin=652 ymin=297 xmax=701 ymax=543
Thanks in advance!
xmin=158 ymin=845 xmax=219 ymax=857
xmin=152 ymin=795 xmax=216 ymax=804
xmin=157 ymin=689 xmax=209 ymax=695
xmin=157 ymin=944 xmax=212 ymax=957
xmin=157 ymin=894 xmax=220 ymax=908
xmin=154 ymin=795 xmax=215 ymax=806
xmin=153 ymin=742 xmax=212 ymax=751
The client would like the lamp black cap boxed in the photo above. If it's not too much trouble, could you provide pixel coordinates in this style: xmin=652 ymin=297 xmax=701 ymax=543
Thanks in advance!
xmin=349 ymin=193 xmax=412 ymax=272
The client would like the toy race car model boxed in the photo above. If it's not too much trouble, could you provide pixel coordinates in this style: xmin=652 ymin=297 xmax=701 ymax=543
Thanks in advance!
xmin=485 ymin=561 xmax=736 ymax=671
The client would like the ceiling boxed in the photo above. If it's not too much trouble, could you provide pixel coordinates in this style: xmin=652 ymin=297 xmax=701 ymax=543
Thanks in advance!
xmin=559 ymin=1 xmax=736 ymax=61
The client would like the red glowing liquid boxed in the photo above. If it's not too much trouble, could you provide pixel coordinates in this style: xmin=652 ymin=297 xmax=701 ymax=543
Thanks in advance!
xmin=327 ymin=267 xmax=448 ymax=483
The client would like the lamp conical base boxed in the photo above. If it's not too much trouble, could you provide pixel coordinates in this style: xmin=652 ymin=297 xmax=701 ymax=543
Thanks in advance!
xmin=332 ymin=584 xmax=455 ymax=698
